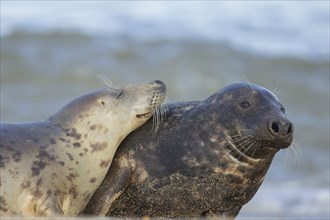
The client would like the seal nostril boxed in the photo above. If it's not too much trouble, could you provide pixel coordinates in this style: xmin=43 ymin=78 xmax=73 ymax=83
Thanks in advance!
xmin=287 ymin=124 xmax=292 ymax=134
xmin=271 ymin=122 xmax=279 ymax=133
xmin=153 ymin=80 xmax=163 ymax=85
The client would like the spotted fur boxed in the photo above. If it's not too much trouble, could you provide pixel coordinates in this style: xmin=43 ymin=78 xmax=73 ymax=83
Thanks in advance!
xmin=0 ymin=80 xmax=166 ymax=217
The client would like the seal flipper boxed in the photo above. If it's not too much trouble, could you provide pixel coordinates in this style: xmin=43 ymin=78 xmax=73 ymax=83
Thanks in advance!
xmin=82 ymin=157 xmax=131 ymax=216
xmin=221 ymin=207 xmax=242 ymax=220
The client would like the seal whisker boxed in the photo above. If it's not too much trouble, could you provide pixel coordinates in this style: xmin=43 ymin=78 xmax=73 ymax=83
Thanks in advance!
xmin=152 ymin=106 xmax=161 ymax=134
xmin=231 ymin=134 xmax=254 ymax=145
xmin=250 ymin=141 xmax=262 ymax=158
xmin=96 ymin=74 xmax=122 ymax=97
xmin=238 ymin=130 xmax=254 ymax=134
xmin=162 ymin=98 xmax=170 ymax=116
xmin=231 ymin=136 xmax=254 ymax=148
xmin=236 ymin=129 xmax=255 ymax=137
xmin=226 ymin=146 xmax=243 ymax=159
xmin=228 ymin=135 xmax=255 ymax=159
xmin=152 ymin=98 xmax=169 ymax=134
xmin=292 ymin=139 xmax=302 ymax=154
xmin=241 ymin=139 xmax=255 ymax=153
xmin=241 ymin=139 xmax=257 ymax=157
xmin=273 ymin=81 xmax=281 ymax=97
xmin=230 ymin=132 xmax=254 ymax=139
xmin=240 ymin=75 xmax=255 ymax=92
xmin=152 ymin=107 xmax=160 ymax=134
xmin=232 ymin=135 xmax=252 ymax=146
xmin=96 ymin=74 xmax=113 ymax=88
xmin=225 ymin=136 xmax=241 ymax=158
xmin=230 ymin=133 xmax=251 ymax=139
xmin=285 ymin=139 xmax=301 ymax=167
xmin=230 ymin=133 xmax=263 ymax=160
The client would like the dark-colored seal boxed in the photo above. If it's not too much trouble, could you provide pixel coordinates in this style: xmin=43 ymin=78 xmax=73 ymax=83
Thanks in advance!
xmin=0 ymin=80 xmax=166 ymax=217
xmin=83 ymin=83 xmax=294 ymax=219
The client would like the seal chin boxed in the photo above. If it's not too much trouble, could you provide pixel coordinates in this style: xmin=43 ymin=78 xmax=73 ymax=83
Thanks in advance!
xmin=272 ymin=138 xmax=293 ymax=149
xmin=255 ymin=138 xmax=292 ymax=158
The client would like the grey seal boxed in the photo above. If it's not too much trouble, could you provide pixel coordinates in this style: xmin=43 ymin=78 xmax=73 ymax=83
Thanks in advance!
xmin=0 ymin=80 xmax=166 ymax=217
xmin=83 ymin=83 xmax=294 ymax=219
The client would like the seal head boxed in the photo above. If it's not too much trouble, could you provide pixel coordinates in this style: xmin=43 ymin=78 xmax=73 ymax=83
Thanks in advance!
xmin=206 ymin=83 xmax=293 ymax=160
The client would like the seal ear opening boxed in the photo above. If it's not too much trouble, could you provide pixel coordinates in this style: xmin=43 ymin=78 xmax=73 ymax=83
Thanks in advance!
xmin=97 ymin=99 xmax=106 ymax=106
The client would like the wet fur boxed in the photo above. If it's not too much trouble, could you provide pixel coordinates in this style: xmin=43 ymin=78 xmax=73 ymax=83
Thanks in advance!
xmin=83 ymin=83 xmax=294 ymax=219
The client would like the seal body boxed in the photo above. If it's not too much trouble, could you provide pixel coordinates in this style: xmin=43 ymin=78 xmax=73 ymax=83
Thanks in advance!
xmin=83 ymin=83 xmax=294 ymax=218
xmin=0 ymin=80 xmax=166 ymax=217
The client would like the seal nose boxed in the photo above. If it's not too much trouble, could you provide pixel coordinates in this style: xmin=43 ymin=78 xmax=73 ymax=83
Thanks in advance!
xmin=152 ymin=80 xmax=165 ymax=86
xmin=269 ymin=118 xmax=294 ymax=137
xmin=152 ymin=80 xmax=166 ymax=92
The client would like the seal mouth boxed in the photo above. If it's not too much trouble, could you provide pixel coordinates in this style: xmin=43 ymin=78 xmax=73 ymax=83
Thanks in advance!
xmin=136 ymin=112 xmax=152 ymax=119
xmin=228 ymin=131 xmax=292 ymax=160
xmin=272 ymin=139 xmax=293 ymax=149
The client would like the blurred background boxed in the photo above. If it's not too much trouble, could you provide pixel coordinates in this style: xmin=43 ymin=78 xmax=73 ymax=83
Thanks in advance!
xmin=0 ymin=1 xmax=329 ymax=219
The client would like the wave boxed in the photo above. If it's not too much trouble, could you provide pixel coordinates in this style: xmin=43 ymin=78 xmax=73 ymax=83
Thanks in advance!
xmin=1 ymin=1 xmax=329 ymax=59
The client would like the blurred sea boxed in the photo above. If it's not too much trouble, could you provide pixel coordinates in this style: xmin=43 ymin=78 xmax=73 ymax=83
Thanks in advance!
xmin=0 ymin=1 xmax=329 ymax=219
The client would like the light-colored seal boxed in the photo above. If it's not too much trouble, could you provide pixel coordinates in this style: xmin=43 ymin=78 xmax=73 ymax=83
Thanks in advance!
xmin=0 ymin=80 xmax=166 ymax=217
xmin=83 ymin=83 xmax=294 ymax=219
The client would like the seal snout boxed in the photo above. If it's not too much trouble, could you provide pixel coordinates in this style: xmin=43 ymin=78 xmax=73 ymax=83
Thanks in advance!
xmin=268 ymin=118 xmax=294 ymax=147
xmin=151 ymin=80 xmax=166 ymax=93
xmin=269 ymin=119 xmax=293 ymax=136
xmin=149 ymin=80 xmax=167 ymax=107
xmin=152 ymin=80 xmax=165 ymax=85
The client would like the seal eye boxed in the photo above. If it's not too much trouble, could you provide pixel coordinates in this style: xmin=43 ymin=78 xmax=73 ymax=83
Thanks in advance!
xmin=98 ymin=99 xmax=106 ymax=106
xmin=281 ymin=107 xmax=285 ymax=113
xmin=116 ymin=90 xmax=123 ymax=99
xmin=240 ymin=101 xmax=250 ymax=109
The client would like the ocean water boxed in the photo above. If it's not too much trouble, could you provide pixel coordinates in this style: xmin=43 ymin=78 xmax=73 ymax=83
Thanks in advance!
xmin=0 ymin=1 xmax=329 ymax=219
